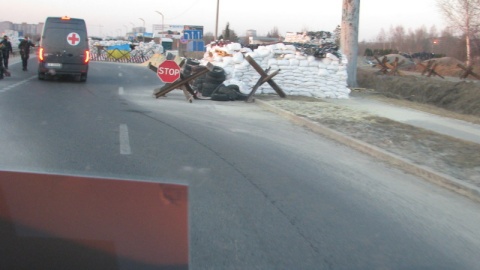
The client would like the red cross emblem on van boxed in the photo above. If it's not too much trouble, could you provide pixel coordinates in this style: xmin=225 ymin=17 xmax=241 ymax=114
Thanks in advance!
xmin=67 ymin=32 xmax=80 ymax=46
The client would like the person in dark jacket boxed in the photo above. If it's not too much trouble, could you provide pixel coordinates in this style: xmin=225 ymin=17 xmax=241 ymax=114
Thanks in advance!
xmin=1 ymin=35 xmax=13 ymax=69
xmin=0 ymin=43 xmax=11 ymax=79
xmin=0 ymin=45 xmax=4 ymax=79
xmin=18 ymin=36 xmax=35 ymax=71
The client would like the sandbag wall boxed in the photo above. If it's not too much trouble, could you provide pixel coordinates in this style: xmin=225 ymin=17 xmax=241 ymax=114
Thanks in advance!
xmin=200 ymin=43 xmax=350 ymax=99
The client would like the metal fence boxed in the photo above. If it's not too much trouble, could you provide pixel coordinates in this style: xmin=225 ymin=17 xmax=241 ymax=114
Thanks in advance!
xmin=89 ymin=46 xmax=156 ymax=63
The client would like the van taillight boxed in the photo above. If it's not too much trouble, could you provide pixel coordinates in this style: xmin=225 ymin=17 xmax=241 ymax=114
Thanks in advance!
xmin=38 ymin=47 xmax=45 ymax=62
xmin=84 ymin=50 xmax=90 ymax=64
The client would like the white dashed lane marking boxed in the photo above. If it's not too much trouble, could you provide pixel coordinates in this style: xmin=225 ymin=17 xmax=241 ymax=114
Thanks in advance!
xmin=119 ymin=124 xmax=132 ymax=155
xmin=0 ymin=76 xmax=36 ymax=93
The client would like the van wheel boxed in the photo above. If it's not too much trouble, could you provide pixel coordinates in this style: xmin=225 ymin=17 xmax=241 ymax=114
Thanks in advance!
xmin=38 ymin=72 xmax=45 ymax=80
xmin=80 ymin=73 xmax=87 ymax=82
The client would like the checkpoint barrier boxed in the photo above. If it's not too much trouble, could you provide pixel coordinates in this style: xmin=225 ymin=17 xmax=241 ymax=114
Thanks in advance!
xmin=244 ymin=55 xmax=286 ymax=103
xmin=148 ymin=54 xmax=287 ymax=103
xmin=148 ymin=54 xmax=214 ymax=103
xmin=374 ymin=56 xmax=404 ymax=76
xmin=107 ymin=48 xmax=130 ymax=60
xmin=457 ymin=63 xmax=480 ymax=80
xmin=418 ymin=60 xmax=444 ymax=79
xmin=90 ymin=45 xmax=155 ymax=63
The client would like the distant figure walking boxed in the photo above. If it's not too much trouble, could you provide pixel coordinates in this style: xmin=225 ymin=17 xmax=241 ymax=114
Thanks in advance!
xmin=0 ymin=35 xmax=13 ymax=69
xmin=18 ymin=36 xmax=35 ymax=71
xmin=0 ymin=43 xmax=11 ymax=79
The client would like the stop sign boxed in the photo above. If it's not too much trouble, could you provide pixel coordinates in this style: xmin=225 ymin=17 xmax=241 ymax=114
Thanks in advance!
xmin=157 ymin=60 xmax=181 ymax=83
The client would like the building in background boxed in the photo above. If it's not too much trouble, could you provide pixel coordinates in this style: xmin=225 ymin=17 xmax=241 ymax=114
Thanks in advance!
xmin=246 ymin=29 xmax=257 ymax=38
xmin=152 ymin=24 xmax=204 ymax=52
xmin=0 ymin=21 xmax=43 ymax=40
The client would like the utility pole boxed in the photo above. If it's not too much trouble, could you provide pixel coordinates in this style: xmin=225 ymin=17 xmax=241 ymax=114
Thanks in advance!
xmin=215 ymin=0 xmax=220 ymax=40
xmin=139 ymin=18 xmax=145 ymax=42
xmin=341 ymin=0 xmax=360 ymax=88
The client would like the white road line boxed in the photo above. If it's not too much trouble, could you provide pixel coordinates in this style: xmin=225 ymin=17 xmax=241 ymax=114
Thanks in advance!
xmin=118 ymin=86 xmax=124 ymax=95
xmin=118 ymin=73 xmax=123 ymax=77
xmin=119 ymin=124 xmax=132 ymax=155
xmin=0 ymin=75 xmax=36 ymax=93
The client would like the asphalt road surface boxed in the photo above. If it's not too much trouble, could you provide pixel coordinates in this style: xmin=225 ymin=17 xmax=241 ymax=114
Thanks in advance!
xmin=1 ymin=59 xmax=480 ymax=270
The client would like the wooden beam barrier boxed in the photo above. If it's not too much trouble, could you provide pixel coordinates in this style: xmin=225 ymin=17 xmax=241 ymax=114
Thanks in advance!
xmin=149 ymin=61 xmax=214 ymax=102
xmin=420 ymin=60 xmax=434 ymax=76
xmin=374 ymin=56 xmax=389 ymax=74
xmin=457 ymin=64 xmax=480 ymax=80
xmin=418 ymin=60 xmax=444 ymax=79
xmin=385 ymin=57 xmax=404 ymax=76
xmin=244 ymin=55 xmax=286 ymax=103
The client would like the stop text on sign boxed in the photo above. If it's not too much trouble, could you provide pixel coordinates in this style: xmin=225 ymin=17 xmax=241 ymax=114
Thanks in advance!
xmin=158 ymin=67 xmax=180 ymax=76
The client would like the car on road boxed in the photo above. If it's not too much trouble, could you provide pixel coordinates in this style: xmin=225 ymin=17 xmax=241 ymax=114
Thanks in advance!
xmin=37 ymin=16 xmax=89 ymax=82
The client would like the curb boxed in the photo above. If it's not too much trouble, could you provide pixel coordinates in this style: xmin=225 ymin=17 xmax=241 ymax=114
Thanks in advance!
xmin=256 ymin=99 xmax=480 ymax=204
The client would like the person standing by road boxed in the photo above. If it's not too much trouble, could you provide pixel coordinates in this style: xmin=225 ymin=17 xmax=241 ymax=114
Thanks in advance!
xmin=0 ymin=43 xmax=11 ymax=79
xmin=18 ymin=36 xmax=35 ymax=71
xmin=0 ymin=44 xmax=4 ymax=79
xmin=0 ymin=35 xmax=13 ymax=69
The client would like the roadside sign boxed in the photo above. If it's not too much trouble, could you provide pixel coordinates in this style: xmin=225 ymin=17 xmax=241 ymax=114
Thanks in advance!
xmin=183 ymin=30 xmax=203 ymax=40
xmin=157 ymin=60 xmax=181 ymax=83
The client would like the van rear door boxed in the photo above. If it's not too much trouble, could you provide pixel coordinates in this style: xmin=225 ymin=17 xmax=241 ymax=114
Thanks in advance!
xmin=39 ymin=17 xmax=89 ymax=70
xmin=41 ymin=27 xmax=88 ymax=66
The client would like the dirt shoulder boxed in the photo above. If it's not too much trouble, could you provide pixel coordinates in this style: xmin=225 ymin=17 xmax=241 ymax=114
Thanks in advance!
xmin=256 ymin=93 xmax=480 ymax=191
xmin=358 ymin=60 xmax=480 ymax=118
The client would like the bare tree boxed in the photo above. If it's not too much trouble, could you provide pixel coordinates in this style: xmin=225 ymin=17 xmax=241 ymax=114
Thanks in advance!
xmin=437 ymin=0 xmax=480 ymax=65
xmin=220 ymin=22 xmax=239 ymax=42
xmin=267 ymin=26 xmax=280 ymax=38
xmin=203 ymin=32 xmax=216 ymax=45
xmin=391 ymin=25 xmax=406 ymax=52
xmin=341 ymin=0 xmax=361 ymax=88
xmin=377 ymin=28 xmax=387 ymax=50
xmin=414 ymin=26 xmax=430 ymax=52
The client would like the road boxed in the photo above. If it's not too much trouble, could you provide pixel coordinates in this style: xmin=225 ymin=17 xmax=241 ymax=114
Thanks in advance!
xmin=1 ymin=59 xmax=480 ymax=269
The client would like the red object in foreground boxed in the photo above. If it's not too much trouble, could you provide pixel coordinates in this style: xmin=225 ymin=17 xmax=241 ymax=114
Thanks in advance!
xmin=0 ymin=170 xmax=188 ymax=270
xmin=157 ymin=60 xmax=181 ymax=83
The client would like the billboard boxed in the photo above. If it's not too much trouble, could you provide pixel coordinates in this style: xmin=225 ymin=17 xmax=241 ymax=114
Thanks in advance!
xmin=153 ymin=24 xmax=203 ymax=39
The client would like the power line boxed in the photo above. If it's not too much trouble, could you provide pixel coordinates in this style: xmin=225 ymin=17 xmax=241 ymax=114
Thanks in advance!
xmin=165 ymin=0 xmax=201 ymax=20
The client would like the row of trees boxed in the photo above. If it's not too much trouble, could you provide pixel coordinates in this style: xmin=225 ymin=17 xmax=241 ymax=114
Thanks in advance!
xmin=361 ymin=0 xmax=480 ymax=65
xmin=359 ymin=25 xmax=472 ymax=61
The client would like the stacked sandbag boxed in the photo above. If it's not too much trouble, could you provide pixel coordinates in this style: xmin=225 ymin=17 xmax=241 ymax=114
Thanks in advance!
xmin=89 ymin=40 xmax=163 ymax=57
xmin=199 ymin=42 xmax=350 ymax=99
xmin=284 ymin=32 xmax=312 ymax=43
xmin=210 ymin=84 xmax=248 ymax=101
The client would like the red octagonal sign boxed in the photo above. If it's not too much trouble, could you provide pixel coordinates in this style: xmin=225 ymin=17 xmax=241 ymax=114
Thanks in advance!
xmin=157 ymin=60 xmax=181 ymax=83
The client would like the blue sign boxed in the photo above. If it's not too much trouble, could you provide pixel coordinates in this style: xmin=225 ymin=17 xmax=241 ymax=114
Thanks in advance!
xmin=183 ymin=30 xmax=203 ymax=40
xmin=187 ymin=40 xmax=205 ymax=52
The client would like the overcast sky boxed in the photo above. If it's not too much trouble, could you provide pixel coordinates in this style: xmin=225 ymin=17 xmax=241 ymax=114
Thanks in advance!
xmin=9 ymin=0 xmax=446 ymax=40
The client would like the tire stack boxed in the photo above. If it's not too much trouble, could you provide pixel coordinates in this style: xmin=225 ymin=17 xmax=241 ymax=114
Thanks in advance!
xmin=200 ymin=66 xmax=226 ymax=97
xmin=182 ymin=59 xmax=244 ymax=101
xmin=181 ymin=58 xmax=205 ymax=94
xmin=211 ymin=84 xmax=249 ymax=101
xmin=190 ymin=65 xmax=207 ymax=93
xmin=182 ymin=58 xmax=200 ymax=77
